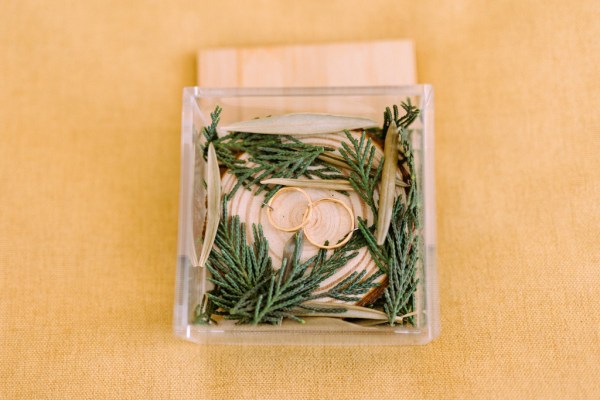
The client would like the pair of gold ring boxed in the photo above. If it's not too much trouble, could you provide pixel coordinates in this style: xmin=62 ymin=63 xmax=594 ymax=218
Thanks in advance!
xmin=266 ymin=187 xmax=355 ymax=250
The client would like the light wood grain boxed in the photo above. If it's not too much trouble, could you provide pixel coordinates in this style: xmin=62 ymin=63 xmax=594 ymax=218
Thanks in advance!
xmin=197 ymin=40 xmax=416 ymax=87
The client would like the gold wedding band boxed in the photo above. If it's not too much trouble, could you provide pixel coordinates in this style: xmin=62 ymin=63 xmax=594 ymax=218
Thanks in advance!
xmin=303 ymin=198 xmax=355 ymax=250
xmin=266 ymin=187 xmax=313 ymax=232
xmin=267 ymin=187 xmax=355 ymax=250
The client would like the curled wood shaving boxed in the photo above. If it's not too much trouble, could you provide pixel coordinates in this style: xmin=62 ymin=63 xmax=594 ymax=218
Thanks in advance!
xmin=295 ymin=301 xmax=406 ymax=323
xmin=197 ymin=143 xmax=221 ymax=267
xmin=260 ymin=178 xmax=354 ymax=191
xmin=375 ymin=121 xmax=399 ymax=245
xmin=221 ymin=113 xmax=378 ymax=135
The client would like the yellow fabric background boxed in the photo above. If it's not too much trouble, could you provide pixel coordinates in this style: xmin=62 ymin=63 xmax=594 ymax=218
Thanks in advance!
xmin=1 ymin=0 xmax=599 ymax=398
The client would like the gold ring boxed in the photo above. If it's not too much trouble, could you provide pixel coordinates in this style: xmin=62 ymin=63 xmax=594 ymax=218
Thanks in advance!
xmin=303 ymin=198 xmax=355 ymax=250
xmin=266 ymin=187 xmax=313 ymax=232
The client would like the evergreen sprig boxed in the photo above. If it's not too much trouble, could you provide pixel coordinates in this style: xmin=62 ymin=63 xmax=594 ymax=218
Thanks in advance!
xmin=398 ymin=124 xmax=417 ymax=185
xmin=355 ymin=110 xmax=420 ymax=324
xmin=381 ymin=99 xmax=420 ymax=139
xmin=221 ymin=134 xmax=344 ymax=202
xmin=338 ymin=131 xmax=383 ymax=218
xmin=204 ymin=199 xmax=374 ymax=325
xmin=358 ymin=193 xmax=419 ymax=325
xmin=318 ymin=269 xmax=383 ymax=303
xmin=199 ymin=105 xmax=223 ymax=154
xmin=380 ymin=100 xmax=420 ymax=179
xmin=384 ymin=192 xmax=419 ymax=325
xmin=310 ymin=231 xmax=381 ymax=303
xmin=197 ymin=107 xmax=345 ymax=202
xmin=193 ymin=293 xmax=218 ymax=325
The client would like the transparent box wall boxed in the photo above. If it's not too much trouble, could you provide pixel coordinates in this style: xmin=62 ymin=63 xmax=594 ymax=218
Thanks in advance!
xmin=174 ymin=86 xmax=438 ymax=345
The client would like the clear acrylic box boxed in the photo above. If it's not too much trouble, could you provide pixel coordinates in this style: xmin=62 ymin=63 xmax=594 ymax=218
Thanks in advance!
xmin=174 ymin=86 xmax=438 ymax=345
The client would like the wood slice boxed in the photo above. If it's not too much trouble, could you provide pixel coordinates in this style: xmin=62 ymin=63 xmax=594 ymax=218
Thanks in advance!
xmin=220 ymin=131 xmax=388 ymax=303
